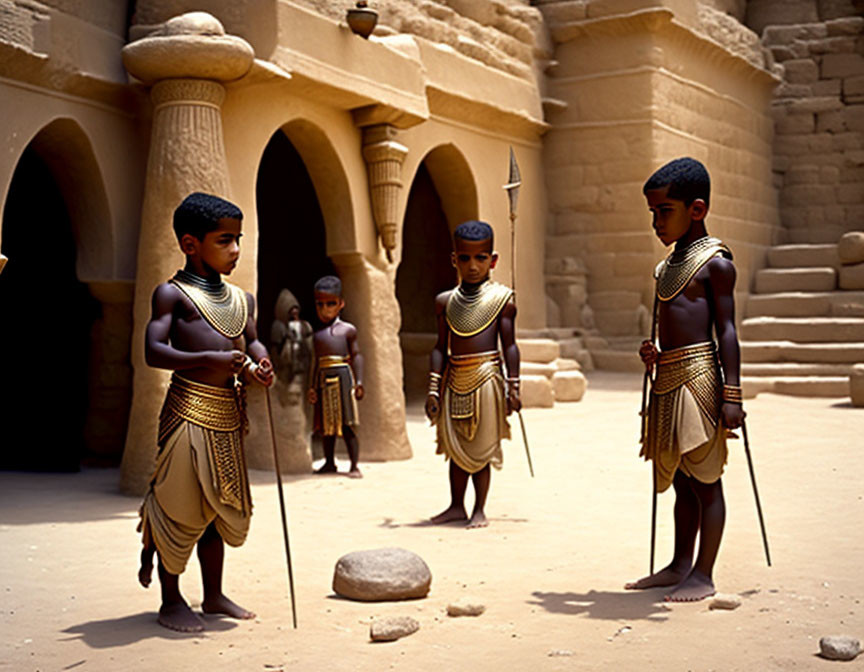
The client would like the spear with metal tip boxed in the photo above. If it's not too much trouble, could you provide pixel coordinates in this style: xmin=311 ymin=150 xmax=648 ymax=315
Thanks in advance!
xmin=503 ymin=147 xmax=534 ymax=478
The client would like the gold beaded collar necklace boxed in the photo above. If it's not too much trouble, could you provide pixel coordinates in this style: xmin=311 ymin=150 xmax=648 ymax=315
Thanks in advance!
xmin=171 ymin=269 xmax=248 ymax=338
xmin=655 ymin=236 xmax=731 ymax=302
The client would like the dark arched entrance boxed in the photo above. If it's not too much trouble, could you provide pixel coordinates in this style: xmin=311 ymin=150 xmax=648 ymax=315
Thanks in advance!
xmin=0 ymin=144 xmax=100 ymax=470
xmin=256 ymin=129 xmax=335 ymax=345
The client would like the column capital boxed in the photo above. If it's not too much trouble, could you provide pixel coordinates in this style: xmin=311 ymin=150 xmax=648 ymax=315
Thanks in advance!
xmin=122 ymin=12 xmax=254 ymax=86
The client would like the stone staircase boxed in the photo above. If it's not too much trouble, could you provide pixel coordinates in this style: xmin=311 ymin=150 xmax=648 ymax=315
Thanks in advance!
xmin=741 ymin=242 xmax=864 ymax=398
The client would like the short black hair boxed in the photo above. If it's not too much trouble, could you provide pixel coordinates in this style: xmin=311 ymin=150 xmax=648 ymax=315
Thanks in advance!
xmin=643 ymin=157 xmax=711 ymax=208
xmin=314 ymin=275 xmax=342 ymax=297
xmin=453 ymin=220 xmax=494 ymax=248
xmin=173 ymin=192 xmax=243 ymax=241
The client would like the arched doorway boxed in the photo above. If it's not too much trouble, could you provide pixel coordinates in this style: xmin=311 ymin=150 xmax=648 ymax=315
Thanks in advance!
xmin=0 ymin=143 xmax=101 ymax=470
xmin=397 ymin=145 xmax=479 ymax=399
xmin=256 ymin=128 xmax=336 ymax=343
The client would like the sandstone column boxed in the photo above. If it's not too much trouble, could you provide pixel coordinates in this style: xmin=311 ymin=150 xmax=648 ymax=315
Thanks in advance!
xmin=119 ymin=13 xmax=254 ymax=494
xmin=332 ymin=251 xmax=412 ymax=461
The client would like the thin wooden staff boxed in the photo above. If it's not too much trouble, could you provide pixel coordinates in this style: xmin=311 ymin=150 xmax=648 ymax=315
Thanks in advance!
xmin=741 ymin=419 xmax=772 ymax=567
xmin=640 ymin=294 xmax=659 ymax=574
xmin=264 ymin=387 xmax=298 ymax=628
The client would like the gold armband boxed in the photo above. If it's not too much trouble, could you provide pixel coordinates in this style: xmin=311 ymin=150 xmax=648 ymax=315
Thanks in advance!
xmin=722 ymin=384 xmax=743 ymax=404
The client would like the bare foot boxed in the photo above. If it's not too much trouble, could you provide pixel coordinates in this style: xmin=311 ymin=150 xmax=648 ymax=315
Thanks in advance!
xmin=314 ymin=462 xmax=337 ymax=475
xmin=665 ymin=570 xmax=716 ymax=602
xmin=138 ymin=548 xmax=154 ymax=588
xmin=158 ymin=602 xmax=204 ymax=633
xmin=625 ymin=565 xmax=689 ymax=590
xmin=202 ymin=594 xmax=255 ymax=620
xmin=347 ymin=468 xmax=363 ymax=479
xmin=466 ymin=511 xmax=488 ymax=529
xmin=430 ymin=505 xmax=468 ymax=524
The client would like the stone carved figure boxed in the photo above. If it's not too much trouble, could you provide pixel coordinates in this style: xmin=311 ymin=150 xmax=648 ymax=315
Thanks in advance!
xmin=270 ymin=289 xmax=313 ymax=393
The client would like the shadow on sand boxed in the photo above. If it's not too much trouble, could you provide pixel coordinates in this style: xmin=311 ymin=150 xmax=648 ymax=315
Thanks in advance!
xmin=378 ymin=516 xmax=530 ymax=529
xmin=61 ymin=611 xmax=236 ymax=648
xmin=528 ymin=589 xmax=672 ymax=622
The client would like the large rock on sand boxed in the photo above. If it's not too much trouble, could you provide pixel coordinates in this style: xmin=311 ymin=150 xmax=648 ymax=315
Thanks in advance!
xmin=333 ymin=548 xmax=431 ymax=601
xmin=819 ymin=635 xmax=861 ymax=661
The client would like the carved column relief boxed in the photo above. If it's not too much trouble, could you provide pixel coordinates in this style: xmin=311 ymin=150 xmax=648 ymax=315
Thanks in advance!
xmin=361 ymin=124 xmax=408 ymax=262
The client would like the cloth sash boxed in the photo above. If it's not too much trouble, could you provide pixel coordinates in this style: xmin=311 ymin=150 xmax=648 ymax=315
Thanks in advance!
xmin=139 ymin=375 xmax=252 ymax=575
xmin=315 ymin=355 xmax=359 ymax=436
xmin=641 ymin=342 xmax=728 ymax=492
xmin=436 ymin=351 xmax=510 ymax=474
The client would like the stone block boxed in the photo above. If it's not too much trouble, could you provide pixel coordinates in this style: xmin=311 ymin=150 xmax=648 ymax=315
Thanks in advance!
xmin=785 ymin=97 xmax=845 ymax=114
xmin=839 ymin=263 xmax=864 ymax=289
xmin=521 ymin=374 xmax=554 ymax=408
xmin=518 ymin=338 xmax=560 ymax=363
xmin=817 ymin=109 xmax=846 ymax=133
xmin=851 ymin=364 xmax=864 ymax=407
xmin=522 ymin=361 xmax=557 ymax=378
xmin=838 ymin=231 xmax=864 ymax=264
xmin=809 ymin=36 xmax=858 ymax=55
xmin=782 ymin=183 xmax=837 ymax=205
xmin=822 ymin=53 xmax=864 ymax=79
xmin=557 ymin=337 xmax=585 ymax=359
xmin=761 ymin=23 xmax=824 ymax=46
xmin=838 ymin=184 xmax=864 ymax=204
xmin=846 ymin=104 xmax=864 ymax=132
xmin=554 ymin=357 xmax=581 ymax=371
xmin=844 ymin=75 xmax=864 ymax=98
xmin=812 ymin=78 xmax=842 ymax=96
xmin=594 ymin=309 xmax=640 ymax=336
xmin=783 ymin=58 xmax=819 ymax=83
xmin=552 ymin=370 xmax=587 ymax=402
xmin=777 ymin=112 xmax=816 ymax=134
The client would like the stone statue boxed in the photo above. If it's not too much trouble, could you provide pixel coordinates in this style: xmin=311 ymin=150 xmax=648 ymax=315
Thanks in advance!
xmin=270 ymin=289 xmax=313 ymax=393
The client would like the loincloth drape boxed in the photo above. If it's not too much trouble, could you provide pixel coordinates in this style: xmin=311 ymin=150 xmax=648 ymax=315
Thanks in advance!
xmin=139 ymin=374 xmax=252 ymax=576
xmin=641 ymin=341 xmax=728 ymax=493
xmin=313 ymin=356 xmax=359 ymax=437
xmin=436 ymin=351 xmax=510 ymax=474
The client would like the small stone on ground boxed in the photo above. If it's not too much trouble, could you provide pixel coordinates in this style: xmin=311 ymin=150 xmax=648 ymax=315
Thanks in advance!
xmin=709 ymin=594 xmax=742 ymax=610
xmin=447 ymin=600 xmax=485 ymax=617
xmin=370 ymin=616 xmax=420 ymax=642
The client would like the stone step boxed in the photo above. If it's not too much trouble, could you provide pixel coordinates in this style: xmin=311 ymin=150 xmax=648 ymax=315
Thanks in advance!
xmin=740 ymin=317 xmax=864 ymax=342
xmin=742 ymin=340 xmax=864 ymax=363
xmin=589 ymin=349 xmax=644 ymax=373
xmin=766 ymin=244 xmax=839 ymax=269
xmin=742 ymin=362 xmax=857 ymax=377
xmin=745 ymin=291 xmax=864 ymax=318
xmin=754 ymin=267 xmax=836 ymax=294
xmin=743 ymin=376 xmax=850 ymax=398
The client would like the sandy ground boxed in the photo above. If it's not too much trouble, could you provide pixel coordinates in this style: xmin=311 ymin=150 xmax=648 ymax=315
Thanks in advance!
xmin=2 ymin=371 xmax=863 ymax=672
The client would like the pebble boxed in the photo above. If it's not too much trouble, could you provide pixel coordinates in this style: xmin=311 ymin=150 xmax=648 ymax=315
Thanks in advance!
xmin=370 ymin=616 xmax=420 ymax=642
xmin=819 ymin=635 xmax=861 ymax=661
xmin=547 ymin=650 xmax=573 ymax=657
xmin=447 ymin=600 xmax=485 ymax=617
xmin=709 ymin=594 xmax=742 ymax=610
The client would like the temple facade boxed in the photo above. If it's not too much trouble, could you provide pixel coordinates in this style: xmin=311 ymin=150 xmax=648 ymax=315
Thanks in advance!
xmin=0 ymin=0 xmax=861 ymax=488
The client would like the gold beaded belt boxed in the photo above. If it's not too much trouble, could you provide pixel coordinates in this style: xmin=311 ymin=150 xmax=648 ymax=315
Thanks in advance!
xmin=158 ymin=374 xmax=242 ymax=445
xmin=446 ymin=351 xmax=501 ymax=395
xmin=653 ymin=342 xmax=718 ymax=396
xmin=319 ymin=355 xmax=351 ymax=369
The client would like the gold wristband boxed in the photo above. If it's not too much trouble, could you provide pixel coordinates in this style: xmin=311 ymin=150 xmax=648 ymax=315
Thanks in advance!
xmin=428 ymin=371 xmax=442 ymax=397
xmin=722 ymin=384 xmax=743 ymax=404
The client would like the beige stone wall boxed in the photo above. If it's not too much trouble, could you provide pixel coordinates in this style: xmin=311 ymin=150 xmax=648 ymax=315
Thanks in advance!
xmin=750 ymin=0 xmax=864 ymax=243
xmin=540 ymin=2 xmax=781 ymax=339
xmin=132 ymin=0 xmax=551 ymax=83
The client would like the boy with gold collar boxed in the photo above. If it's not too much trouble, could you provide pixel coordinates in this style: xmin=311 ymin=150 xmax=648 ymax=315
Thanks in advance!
xmin=625 ymin=158 xmax=745 ymax=602
xmin=307 ymin=275 xmax=364 ymax=478
xmin=137 ymin=192 xmax=274 ymax=632
xmin=426 ymin=220 xmax=521 ymax=529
